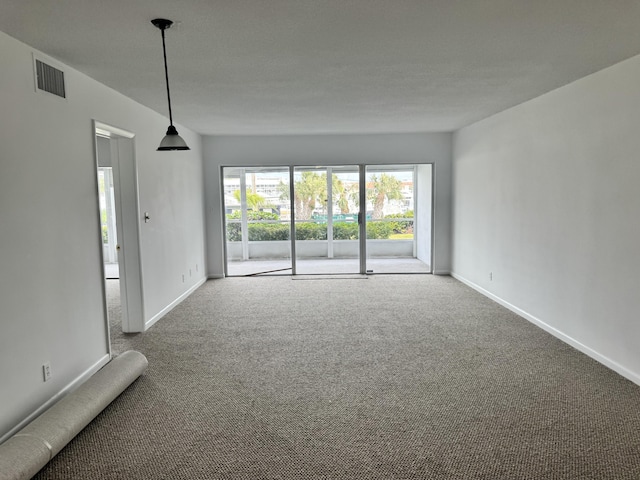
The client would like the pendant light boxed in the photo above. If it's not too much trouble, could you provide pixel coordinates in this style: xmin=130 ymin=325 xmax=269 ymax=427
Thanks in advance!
xmin=151 ymin=18 xmax=190 ymax=151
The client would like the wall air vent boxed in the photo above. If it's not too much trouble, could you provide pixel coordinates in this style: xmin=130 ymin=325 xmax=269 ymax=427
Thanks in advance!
xmin=35 ymin=59 xmax=66 ymax=98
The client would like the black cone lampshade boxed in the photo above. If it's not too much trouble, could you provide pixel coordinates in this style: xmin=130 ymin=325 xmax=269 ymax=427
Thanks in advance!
xmin=151 ymin=18 xmax=190 ymax=151
xmin=158 ymin=125 xmax=189 ymax=150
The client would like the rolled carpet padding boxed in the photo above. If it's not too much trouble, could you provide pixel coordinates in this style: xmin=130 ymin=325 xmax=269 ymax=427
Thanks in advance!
xmin=0 ymin=350 xmax=148 ymax=480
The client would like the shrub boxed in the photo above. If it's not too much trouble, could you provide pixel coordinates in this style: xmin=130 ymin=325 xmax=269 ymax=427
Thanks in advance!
xmin=385 ymin=211 xmax=413 ymax=218
xmin=227 ymin=214 xmax=414 ymax=242
xmin=333 ymin=222 xmax=359 ymax=240
xmin=227 ymin=210 xmax=279 ymax=221
xmin=295 ymin=222 xmax=327 ymax=240
xmin=366 ymin=222 xmax=394 ymax=239
xmin=248 ymin=223 xmax=290 ymax=241
xmin=226 ymin=222 xmax=242 ymax=241
xmin=226 ymin=211 xmax=282 ymax=241
xmin=383 ymin=211 xmax=414 ymax=234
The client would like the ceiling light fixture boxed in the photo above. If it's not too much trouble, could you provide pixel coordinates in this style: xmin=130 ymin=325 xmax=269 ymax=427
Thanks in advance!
xmin=151 ymin=18 xmax=190 ymax=151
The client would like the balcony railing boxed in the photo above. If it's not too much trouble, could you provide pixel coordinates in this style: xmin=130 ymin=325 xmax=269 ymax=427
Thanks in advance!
xmin=226 ymin=219 xmax=415 ymax=261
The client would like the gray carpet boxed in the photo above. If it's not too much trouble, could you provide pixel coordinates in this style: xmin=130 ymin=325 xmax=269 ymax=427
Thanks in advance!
xmin=34 ymin=275 xmax=640 ymax=479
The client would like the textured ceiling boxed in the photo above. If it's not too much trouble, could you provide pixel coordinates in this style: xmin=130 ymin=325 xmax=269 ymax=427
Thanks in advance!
xmin=2 ymin=1 xmax=640 ymax=135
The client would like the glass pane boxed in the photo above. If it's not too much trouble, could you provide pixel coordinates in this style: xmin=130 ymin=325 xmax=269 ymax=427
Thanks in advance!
xmin=294 ymin=166 xmax=360 ymax=274
xmin=223 ymin=167 xmax=292 ymax=276
xmin=331 ymin=168 xmax=359 ymax=241
xmin=223 ymin=170 xmax=242 ymax=243
xmin=329 ymin=167 xmax=360 ymax=273
xmin=365 ymin=165 xmax=430 ymax=274
xmin=293 ymin=167 xmax=328 ymax=274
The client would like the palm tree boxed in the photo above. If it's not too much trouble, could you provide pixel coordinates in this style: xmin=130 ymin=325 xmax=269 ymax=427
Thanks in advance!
xmin=278 ymin=173 xmax=360 ymax=219
xmin=367 ymin=173 xmax=403 ymax=219
xmin=233 ymin=189 xmax=269 ymax=211
xmin=331 ymin=175 xmax=355 ymax=214
xmin=279 ymin=171 xmax=326 ymax=220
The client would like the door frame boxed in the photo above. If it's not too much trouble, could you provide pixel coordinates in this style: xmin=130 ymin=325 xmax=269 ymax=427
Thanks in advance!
xmin=291 ymin=164 xmax=363 ymax=275
xmin=221 ymin=162 xmax=433 ymax=276
xmin=94 ymin=120 xmax=145 ymax=333
xmin=221 ymin=166 xmax=295 ymax=276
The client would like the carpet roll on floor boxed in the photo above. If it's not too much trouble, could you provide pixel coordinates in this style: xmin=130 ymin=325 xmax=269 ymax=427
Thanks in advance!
xmin=0 ymin=350 xmax=147 ymax=480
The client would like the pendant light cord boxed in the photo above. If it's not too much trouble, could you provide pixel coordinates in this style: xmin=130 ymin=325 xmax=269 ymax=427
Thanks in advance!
xmin=160 ymin=27 xmax=174 ymax=127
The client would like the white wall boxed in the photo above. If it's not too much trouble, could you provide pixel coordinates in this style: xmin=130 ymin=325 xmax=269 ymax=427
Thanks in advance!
xmin=203 ymin=133 xmax=452 ymax=277
xmin=452 ymin=54 xmax=640 ymax=384
xmin=416 ymin=164 xmax=433 ymax=266
xmin=0 ymin=31 xmax=206 ymax=441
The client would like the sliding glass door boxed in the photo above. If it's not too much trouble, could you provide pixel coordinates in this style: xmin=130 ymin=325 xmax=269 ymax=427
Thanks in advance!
xmin=222 ymin=164 xmax=431 ymax=276
xmin=364 ymin=165 xmax=431 ymax=274
xmin=223 ymin=167 xmax=292 ymax=276
xmin=293 ymin=166 xmax=360 ymax=274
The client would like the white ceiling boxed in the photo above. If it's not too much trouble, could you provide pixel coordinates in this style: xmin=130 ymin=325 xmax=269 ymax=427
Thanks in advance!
xmin=2 ymin=1 xmax=640 ymax=135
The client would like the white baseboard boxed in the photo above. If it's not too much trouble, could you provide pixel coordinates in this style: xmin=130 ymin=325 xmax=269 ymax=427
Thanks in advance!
xmin=451 ymin=271 xmax=640 ymax=387
xmin=0 ymin=353 xmax=111 ymax=445
xmin=144 ymin=277 xmax=207 ymax=330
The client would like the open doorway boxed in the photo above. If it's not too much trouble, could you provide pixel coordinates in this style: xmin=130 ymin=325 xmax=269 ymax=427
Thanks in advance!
xmin=94 ymin=121 xmax=144 ymax=333
xmin=97 ymin=138 xmax=119 ymax=280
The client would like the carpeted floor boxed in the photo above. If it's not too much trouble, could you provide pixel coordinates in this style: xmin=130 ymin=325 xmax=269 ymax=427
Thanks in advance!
xmin=34 ymin=275 xmax=640 ymax=479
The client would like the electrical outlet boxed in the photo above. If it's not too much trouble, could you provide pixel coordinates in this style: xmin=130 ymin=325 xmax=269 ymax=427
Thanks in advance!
xmin=189 ymin=269 xmax=192 ymax=277
xmin=489 ymin=272 xmax=493 ymax=281
xmin=42 ymin=362 xmax=52 ymax=382
xmin=182 ymin=274 xmax=185 ymax=283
